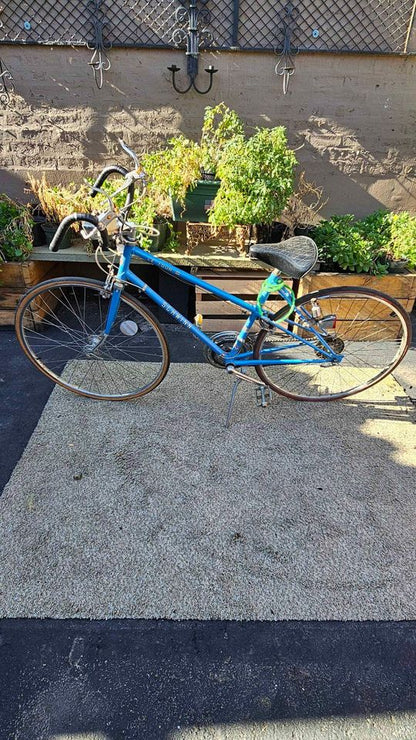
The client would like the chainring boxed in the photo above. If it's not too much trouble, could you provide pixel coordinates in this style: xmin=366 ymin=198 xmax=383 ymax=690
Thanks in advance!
xmin=204 ymin=331 xmax=254 ymax=368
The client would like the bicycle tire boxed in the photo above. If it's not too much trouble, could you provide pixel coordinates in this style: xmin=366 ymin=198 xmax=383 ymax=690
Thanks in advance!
xmin=15 ymin=277 xmax=170 ymax=401
xmin=253 ymin=285 xmax=412 ymax=401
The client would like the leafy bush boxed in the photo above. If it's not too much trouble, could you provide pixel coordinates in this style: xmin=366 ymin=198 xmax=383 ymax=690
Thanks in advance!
xmin=142 ymin=103 xmax=297 ymax=228
xmin=0 ymin=194 xmax=33 ymax=262
xmin=313 ymin=209 xmax=416 ymax=274
xmin=142 ymin=103 xmax=244 ymax=212
xmin=312 ymin=214 xmax=389 ymax=274
xmin=211 ymin=126 xmax=297 ymax=227
xmin=390 ymin=212 xmax=416 ymax=270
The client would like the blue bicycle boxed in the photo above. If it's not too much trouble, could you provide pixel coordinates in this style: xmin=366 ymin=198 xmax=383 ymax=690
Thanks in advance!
xmin=15 ymin=143 xmax=411 ymax=403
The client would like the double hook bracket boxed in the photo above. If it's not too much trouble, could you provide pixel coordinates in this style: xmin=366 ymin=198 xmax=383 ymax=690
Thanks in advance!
xmin=87 ymin=0 xmax=111 ymax=89
xmin=168 ymin=0 xmax=218 ymax=94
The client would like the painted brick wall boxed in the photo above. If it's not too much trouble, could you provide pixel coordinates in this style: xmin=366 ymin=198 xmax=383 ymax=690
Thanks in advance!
xmin=1 ymin=46 xmax=416 ymax=216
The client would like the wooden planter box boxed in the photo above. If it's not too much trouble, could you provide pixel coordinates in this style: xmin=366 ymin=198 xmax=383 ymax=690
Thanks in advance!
xmin=196 ymin=269 xmax=293 ymax=332
xmin=297 ymin=272 xmax=416 ymax=341
xmin=0 ymin=260 xmax=56 ymax=326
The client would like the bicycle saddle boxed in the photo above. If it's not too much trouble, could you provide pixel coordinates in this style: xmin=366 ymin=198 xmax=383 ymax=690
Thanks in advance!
xmin=249 ymin=236 xmax=318 ymax=278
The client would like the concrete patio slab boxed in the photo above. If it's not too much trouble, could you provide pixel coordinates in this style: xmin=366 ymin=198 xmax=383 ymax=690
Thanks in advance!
xmin=1 ymin=364 xmax=415 ymax=621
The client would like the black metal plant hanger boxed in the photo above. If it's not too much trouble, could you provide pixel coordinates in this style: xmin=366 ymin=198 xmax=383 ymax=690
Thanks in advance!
xmin=168 ymin=0 xmax=218 ymax=94
xmin=86 ymin=0 xmax=111 ymax=89
xmin=275 ymin=1 xmax=299 ymax=94
xmin=0 ymin=7 xmax=14 ymax=105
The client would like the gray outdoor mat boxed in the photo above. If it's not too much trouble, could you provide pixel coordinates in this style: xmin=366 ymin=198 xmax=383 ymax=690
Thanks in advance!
xmin=0 ymin=364 xmax=415 ymax=620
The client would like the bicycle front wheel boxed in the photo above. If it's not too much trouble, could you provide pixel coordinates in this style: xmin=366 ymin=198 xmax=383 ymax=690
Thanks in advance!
xmin=15 ymin=277 xmax=170 ymax=400
xmin=254 ymin=286 xmax=411 ymax=401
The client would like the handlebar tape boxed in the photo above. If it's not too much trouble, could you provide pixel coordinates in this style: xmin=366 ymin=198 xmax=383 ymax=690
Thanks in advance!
xmin=49 ymin=213 xmax=99 ymax=252
xmin=89 ymin=164 xmax=135 ymax=215
xmin=89 ymin=165 xmax=128 ymax=197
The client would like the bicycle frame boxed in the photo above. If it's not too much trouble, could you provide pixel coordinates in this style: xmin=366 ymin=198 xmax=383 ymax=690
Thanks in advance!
xmin=104 ymin=242 xmax=342 ymax=367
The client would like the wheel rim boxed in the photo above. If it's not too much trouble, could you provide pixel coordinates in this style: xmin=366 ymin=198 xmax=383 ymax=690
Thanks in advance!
xmin=255 ymin=289 xmax=410 ymax=401
xmin=17 ymin=280 xmax=169 ymax=400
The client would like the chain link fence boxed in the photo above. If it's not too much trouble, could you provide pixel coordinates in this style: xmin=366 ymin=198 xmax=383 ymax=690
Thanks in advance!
xmin=0 ymin=0 xmax=415 ymax=54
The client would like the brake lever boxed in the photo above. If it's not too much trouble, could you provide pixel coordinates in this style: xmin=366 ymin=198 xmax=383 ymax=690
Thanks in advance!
xmin=80 ymin=209 xmax=118 ymax=241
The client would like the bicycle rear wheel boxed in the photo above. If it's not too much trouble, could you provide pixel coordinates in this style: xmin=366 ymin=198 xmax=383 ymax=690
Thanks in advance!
xmin=254 ymin=286 xmax=411 ymax=401
xmin=15 ymin=277 xmax=170 ymax=400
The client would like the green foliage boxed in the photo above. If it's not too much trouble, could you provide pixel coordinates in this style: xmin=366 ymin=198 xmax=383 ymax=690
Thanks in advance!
xmin=211 ymin=126 xmax=296 ymax=226
xmin=142 ymin=103 xmax=246 ymax=209
xmin=357 ymin=210 xmax=393 ymax=251
xmin=199 ymin=102 xmax=244 ymax=173
xmin=141 ymin=103 xmax=297 ymax=228
xmin=141 ymin=138 xmax=202 ymax=210
xmin=390 ymin=212 xmax=416 ymax=269
xmin=313 ymin=209 xmax=416 ymax=274
xmin=163 ymin=226 xmax=181 ymax=253
xmin=0 ymin=194 xmax=33 ymax=262
xmin=313 ymin=214 xmax=387 ymax=275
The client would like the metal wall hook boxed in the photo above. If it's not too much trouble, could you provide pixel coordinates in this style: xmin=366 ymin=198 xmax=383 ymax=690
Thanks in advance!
xmin=86 ymin=0 xmax=111 ymax=89
xmin=167 ymin=0 xmax=217 ymax=95
xmin=274 ymin=1 xmax=299 ymax=95
xmin=0 ymin=8 xmax=14 ymax=106
xmin=0 ymin=58 xmax=14 ymax=106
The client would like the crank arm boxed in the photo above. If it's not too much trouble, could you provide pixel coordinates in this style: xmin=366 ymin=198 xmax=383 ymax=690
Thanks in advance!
xmin=226 ymin=366 xmax=266 ymax=387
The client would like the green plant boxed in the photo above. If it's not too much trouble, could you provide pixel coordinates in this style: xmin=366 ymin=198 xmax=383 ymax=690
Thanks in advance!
xmin=142 ymin=137 xmax=202 ymax=211
xmin=211 ymin=126 xmax=296 ymax=227
xmin=199 ymin=102 xmax=244 ymax=173
xmin=356 ymin=210 xmax=393 ymax=251
xmin=141 ymin=104 xmax=297 ymax=229
xmin=0 ymin=194 xmax=33 ymax=262
xmin=389 ymin=212 xmax=416 ymax=269
xmin=312 ymin=214 xmax=389 ymax=275
xmin=314 ymin=210 xmax=416 ymax=274
xmin=142 ymin=103 xmax=245 ymax=211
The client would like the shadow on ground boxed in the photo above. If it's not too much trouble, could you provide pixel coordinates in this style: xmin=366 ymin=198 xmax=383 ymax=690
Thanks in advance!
xmin=1 ymin=619 xmax=416 ymax=739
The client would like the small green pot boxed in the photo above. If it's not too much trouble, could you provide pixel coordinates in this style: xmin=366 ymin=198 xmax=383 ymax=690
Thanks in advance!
xmin=41 ymin=222 xmax=72 ymax=250
xmin=171 ymin=180 xmax=220 ymax=223
xmin=147 ymin=222 xmax=169 ymax=253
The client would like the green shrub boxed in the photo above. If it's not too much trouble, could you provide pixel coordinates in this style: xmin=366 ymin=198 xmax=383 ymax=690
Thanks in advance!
xmin=211 ymin=126 xmax=297 ymax=227
xmin=0 ymin=194 xmax=33 ymax=263
xmin=390 ymin=212 xmax=416 ymax=270
xmin=141 ymin=103 xmax=297 ymax=229
xmin=312 ymin=214 xmax=389 ymax=275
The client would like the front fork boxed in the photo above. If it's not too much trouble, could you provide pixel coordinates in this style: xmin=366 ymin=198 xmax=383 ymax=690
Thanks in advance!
xmin=104 ymin=286 xmax=123 ymax=335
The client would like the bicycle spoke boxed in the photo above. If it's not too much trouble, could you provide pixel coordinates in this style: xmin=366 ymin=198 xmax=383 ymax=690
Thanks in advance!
xmin=18 ymin=280 xmax=169 ymax=400
xmin=255 ymin=288 xmax=410 ymax=400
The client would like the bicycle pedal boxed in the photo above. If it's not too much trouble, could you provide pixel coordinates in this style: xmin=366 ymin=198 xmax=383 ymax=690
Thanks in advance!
xmin=256 ymin=385 xmax=272 ymax=407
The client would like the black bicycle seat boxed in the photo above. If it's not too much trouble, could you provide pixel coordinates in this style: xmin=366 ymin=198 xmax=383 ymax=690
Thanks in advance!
xmin=249 ymin=236 xmax=318 ymax=278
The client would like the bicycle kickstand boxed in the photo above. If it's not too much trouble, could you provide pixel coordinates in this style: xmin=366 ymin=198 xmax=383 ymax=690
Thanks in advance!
xmin=225 ymin=368 xmax=272 ymax=429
